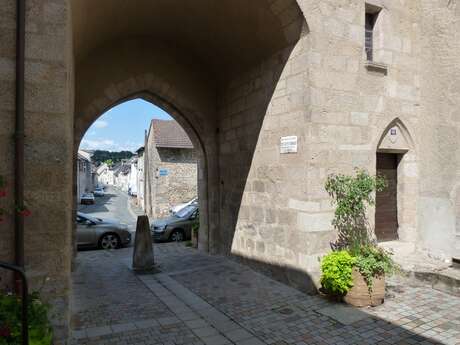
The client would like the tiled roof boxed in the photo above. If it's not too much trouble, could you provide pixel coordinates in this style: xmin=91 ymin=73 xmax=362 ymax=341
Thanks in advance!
xmin=151 ymin=119 xmax=193 ymax=149
xmin=78 ymin=150 xmax=91 ymax=162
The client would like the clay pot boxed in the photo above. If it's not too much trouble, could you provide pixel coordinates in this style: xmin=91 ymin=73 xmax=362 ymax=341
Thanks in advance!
xmin=344 ymin=268 xmax=385 ymax=307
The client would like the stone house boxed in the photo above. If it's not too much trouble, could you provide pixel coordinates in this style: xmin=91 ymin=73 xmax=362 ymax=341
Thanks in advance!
xmin=144 ymin=120 xmax=197 ymax=218
xmin=112 ymin=161 xmax=131 ymax=192
xmin=2 ymin=1 xmax=460 ymax=341
xmin=95 ymin=163 xmax=112 ymax=186
xmin=136 ymin=147 xmax=145 ymax=208
xmin=76 ymin=150 xmax=93 ymax=201
xmin=128 ymin=157 xmax=138 ymax=196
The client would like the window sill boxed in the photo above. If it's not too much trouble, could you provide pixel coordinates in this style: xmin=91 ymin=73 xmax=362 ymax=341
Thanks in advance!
xmin=365 ymin=61 xmax=388 ymax=74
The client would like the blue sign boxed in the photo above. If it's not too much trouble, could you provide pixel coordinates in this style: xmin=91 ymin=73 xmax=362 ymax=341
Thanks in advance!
xmin=159 ymin=168 xmax=168 ymax=176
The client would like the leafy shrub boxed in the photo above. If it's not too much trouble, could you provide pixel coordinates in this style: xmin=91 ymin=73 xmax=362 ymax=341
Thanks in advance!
xmin=325 ymin=169 xmax=387 ymax=251
xmin=191 ymin=223 xmax=199 ymax=235
xmin=0 ymin=291 xmax=52 ymax=345
xmin=320 ymin=251 xmax=356 ymax=295
xmin=353 ymin=245 xmax=397 ymax=291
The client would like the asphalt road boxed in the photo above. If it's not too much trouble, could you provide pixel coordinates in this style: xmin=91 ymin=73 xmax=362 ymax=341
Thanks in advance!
xmin=77 ymin=186 xmax=137 ymax=245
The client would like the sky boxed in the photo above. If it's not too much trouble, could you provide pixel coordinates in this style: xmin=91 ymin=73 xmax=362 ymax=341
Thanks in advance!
xmin=80 ymin=98 xmax=172 ymax=152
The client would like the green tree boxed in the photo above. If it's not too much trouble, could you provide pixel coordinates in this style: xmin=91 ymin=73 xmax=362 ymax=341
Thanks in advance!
xmin=325 ymin=169 xmax=387 ymax=252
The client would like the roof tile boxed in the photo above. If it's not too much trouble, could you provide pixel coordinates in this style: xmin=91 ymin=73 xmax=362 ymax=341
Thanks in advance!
xmin=152 ymin=119 xmax=193 ymax=149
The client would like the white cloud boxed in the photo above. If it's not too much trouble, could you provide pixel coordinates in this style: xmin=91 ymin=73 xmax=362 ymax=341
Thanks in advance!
xmin=80 ymin=139 xmax=115 ymax=151
xmin=80 ymin=138 xmax=142 ymax=152
xmin=93 ymin=120 xmax=108 ymax=129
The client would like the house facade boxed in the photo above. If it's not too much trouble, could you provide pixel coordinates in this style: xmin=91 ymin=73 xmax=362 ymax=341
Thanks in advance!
xmin=136 ymin=147 xmax=145 ymax=208
xmin=144 ymin=120 xmax=197 ymax=218
xmin=76 ymin=150 xmax=94 ymax=201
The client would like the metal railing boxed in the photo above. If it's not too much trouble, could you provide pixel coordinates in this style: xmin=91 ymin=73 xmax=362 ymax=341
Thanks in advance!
xmin=0 ymin=262 xmax=28 ymax=345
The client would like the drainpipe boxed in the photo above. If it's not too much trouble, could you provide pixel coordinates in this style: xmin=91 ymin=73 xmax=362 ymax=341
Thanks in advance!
xmin=15 ymin=0 xmax=26 ymax=269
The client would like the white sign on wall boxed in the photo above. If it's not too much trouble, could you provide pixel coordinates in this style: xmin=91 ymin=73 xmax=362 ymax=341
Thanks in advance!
xmin=280 ymin=136 xmax=298 ymax=154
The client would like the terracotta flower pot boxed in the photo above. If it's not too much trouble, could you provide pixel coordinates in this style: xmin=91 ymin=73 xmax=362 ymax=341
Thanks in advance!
xmin=344 ymin=268 xmax=385 ymax=307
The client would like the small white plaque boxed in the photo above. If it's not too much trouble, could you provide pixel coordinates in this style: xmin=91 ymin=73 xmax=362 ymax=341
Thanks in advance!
xmin=280 ymin=136 xmax=298 ymax=154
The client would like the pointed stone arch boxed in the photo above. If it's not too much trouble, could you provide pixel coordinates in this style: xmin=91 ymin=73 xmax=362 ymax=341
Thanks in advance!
xmin=374 ymin=118 xmax=418 ymax=244
xmin=74 ymin=74 xmax=217 ymax=254
xmin=376 ymin=117 xmax=416 ymax=153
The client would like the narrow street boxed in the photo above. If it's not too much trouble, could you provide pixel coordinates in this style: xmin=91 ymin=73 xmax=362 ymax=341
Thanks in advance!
xmin=71 ymin=190 xmax=460 ymax=345
xmin=78 ymin=186 xmax=138 ymax=235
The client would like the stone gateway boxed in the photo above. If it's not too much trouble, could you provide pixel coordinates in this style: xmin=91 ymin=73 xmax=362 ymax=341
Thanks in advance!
xmin=0 ymin=1 xmax=459 ymax=343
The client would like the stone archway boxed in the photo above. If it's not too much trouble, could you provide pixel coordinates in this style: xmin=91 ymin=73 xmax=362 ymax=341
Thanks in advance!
xmin=74 ymin=88 xmax=213 ymax=252
xmin=4 ymin=1 xmax=309 ymax=341
xmin=374 ymin=118 xmax=418 ymax=243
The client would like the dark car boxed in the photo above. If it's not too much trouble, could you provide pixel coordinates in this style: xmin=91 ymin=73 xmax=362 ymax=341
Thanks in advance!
xmin=76 ymin=212 xmax=132 ymax=249
xmin=80 ymin=193 xmax=95 ymax=205
xmin=151 ymin=205 xmax=199 ymax=242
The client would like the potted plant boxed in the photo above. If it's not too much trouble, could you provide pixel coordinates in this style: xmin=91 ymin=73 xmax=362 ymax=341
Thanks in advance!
xmin=0 ymin=291 xmax=53 ymax=345
xmin=320 ymin=169 xmax=396 ymax=307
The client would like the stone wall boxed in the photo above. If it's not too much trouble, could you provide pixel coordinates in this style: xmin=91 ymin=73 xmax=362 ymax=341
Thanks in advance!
xmin=144 ymin=144 xmax=197 ymax=219
xmin=220 ymin=0 xmax=455 ymax=291
xmin=0 ymin=0 xmax=74 ymax=342
xmin=418 ymin=0 xmax=460 ymax=260
xmin=0 ymin=0 xmax=16 ymax=290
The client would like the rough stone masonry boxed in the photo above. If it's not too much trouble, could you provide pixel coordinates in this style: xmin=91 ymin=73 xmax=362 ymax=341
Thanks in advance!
xmin=1 ymin=0 xmax=460 ymax=342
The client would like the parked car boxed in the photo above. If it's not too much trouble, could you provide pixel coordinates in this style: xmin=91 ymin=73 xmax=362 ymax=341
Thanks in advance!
xmin=151 ymin=204 xmax=199 ymax=242
xmin=76 ymin=212 xmax=131 ymax=249
xmin=170 ymin=197 xmax=198 ymax=214
xmin=94 ymin=187 xmax=105 ymax=197
xmin=80 ymin=193 xmax=95 ymax=205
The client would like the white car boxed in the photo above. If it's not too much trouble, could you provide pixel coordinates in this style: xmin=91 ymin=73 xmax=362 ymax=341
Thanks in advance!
xmin=94 ymin=187 xmax=105 ymax=197
xmin=170 ymin=197 xmax=198 ymax=214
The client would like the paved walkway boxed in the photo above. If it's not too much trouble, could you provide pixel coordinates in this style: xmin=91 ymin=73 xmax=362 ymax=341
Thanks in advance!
xmin=71 ymin=244 xmax=460 ymax=345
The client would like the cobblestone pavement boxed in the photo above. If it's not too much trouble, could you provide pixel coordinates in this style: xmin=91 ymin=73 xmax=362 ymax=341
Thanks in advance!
xmin=71 ymin=243 xmax=460 ymax=345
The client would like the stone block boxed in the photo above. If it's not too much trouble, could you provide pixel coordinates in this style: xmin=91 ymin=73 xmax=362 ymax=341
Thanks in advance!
xmin=132 ymin=215 xmax=155 ymax=271
xmin=350 ymin=112 xmax=369 ymax=126
xmin=288 ymin=198 xmax=320 ymax=212
xmin=297 ymin=212 xmax=334 ymax=232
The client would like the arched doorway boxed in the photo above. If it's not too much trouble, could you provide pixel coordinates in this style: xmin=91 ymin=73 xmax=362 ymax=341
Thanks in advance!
xmin=375 ymin=118 xmax=418 ymax=243
xmin=74 ymin=96 xmax=209 ymax=251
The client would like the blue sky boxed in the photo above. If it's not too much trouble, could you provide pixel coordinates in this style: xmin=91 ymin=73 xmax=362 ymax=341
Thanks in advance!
xmin=80 ymin=98 xmax=172 ymax=152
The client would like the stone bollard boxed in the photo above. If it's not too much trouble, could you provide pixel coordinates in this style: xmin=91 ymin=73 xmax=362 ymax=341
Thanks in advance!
xmin=132 ymin=215 xmax=155 ymax=272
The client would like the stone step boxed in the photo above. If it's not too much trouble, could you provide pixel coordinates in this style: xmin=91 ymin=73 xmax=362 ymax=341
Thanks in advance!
xmin=379 ymin=240 xmax=460 ymax=296
xmin=453 ymin=257 xmax=460 ymax=269
xmin=394 ymin=266 xmax=460 ymax=297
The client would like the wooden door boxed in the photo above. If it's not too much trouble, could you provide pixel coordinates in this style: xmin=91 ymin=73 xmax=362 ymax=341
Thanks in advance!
xmin=375 ymin=153 xmax=399 ymax=241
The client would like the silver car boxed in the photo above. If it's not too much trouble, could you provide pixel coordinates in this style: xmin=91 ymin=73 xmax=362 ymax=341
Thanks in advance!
xmin=151 ymin=205 xmax=199 ymax=242
xmin=76 ymin=212 xmax=131 ymax=249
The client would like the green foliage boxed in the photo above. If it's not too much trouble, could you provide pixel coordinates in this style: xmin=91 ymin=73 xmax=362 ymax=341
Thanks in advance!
xmin=353 ymin=245 xmax=397 ymax=292
xmin=184 ymin=241 xmax=192 ymax=247
xmin=91 ymin=150 xmax=133 ymax=166
xmin=191 ymin=223 xmax=199 ymax=235
xmin=321 ymin=169 xmax=397 ymax=295
xmin=325 ymin=169 xmax=387 ymax=251
xmin=0 ymin=291 xmax=52 ymax=345
xmin=320 ymin=251 xmax=356 ymax=295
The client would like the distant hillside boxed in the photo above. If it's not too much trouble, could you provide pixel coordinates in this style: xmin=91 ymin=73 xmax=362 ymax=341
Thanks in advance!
xmin=92 ymin=150 xmax=133 ymax=166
